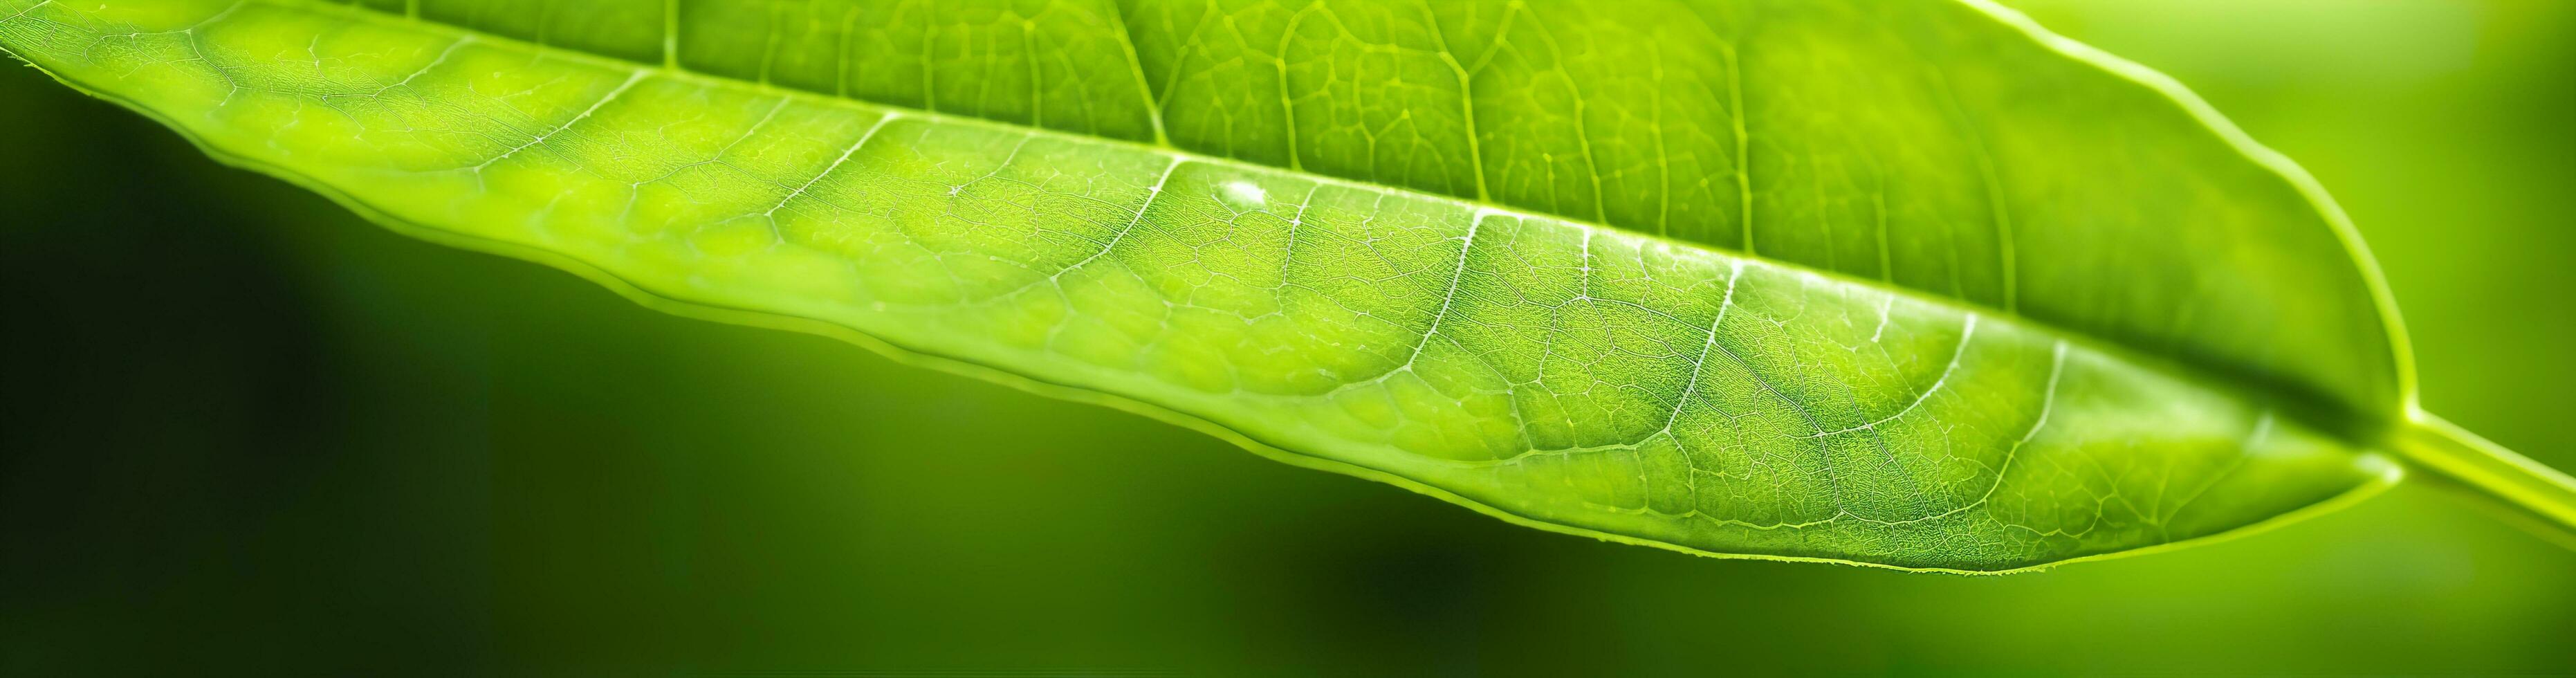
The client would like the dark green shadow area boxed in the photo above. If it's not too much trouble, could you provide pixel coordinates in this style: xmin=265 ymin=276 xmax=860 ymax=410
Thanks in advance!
xmin=4 ymin=1 xmax=2574 ymax=675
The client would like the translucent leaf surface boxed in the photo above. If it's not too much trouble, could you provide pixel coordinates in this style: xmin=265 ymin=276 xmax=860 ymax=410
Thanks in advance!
xmin=0 ymin=0 xmax=2428 ymax=571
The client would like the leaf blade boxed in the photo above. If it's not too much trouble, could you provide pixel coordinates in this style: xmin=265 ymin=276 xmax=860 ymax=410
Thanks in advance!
xmin=0 ymin=0 xmax=2408 ymax=571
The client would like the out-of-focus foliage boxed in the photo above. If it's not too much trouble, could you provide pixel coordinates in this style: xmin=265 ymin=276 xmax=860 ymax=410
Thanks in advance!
xmin=3 ymin=0 xmax=2573 ymax=675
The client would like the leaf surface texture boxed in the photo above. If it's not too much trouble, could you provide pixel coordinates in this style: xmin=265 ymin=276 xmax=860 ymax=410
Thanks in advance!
xmin=0 ymin=0 xmax=2409 ymax=571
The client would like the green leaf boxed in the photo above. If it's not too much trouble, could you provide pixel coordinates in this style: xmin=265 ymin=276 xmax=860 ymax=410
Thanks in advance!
xmin=3 ymin=0 xmax=2564 ymax=572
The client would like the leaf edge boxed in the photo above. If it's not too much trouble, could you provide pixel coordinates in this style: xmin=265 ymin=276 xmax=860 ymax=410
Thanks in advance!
xmin=1955 ymin=0 xmax=2420 ymax=416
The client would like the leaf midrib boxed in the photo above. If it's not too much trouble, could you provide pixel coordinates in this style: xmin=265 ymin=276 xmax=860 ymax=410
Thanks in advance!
xmin=238 ymin=0 xmax=2363 ymax=434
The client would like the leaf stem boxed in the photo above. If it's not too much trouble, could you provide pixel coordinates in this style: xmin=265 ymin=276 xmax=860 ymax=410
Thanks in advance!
xmin=2395 ymin=412 xmax=2576 ymax=536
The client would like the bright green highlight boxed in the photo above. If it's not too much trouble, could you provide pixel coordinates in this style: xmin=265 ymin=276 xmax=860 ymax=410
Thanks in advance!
xmin=3 ymin=0 xmax=2465 ymax=571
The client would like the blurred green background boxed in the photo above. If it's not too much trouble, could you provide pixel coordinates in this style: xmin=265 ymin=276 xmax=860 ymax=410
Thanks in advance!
xmin=4 ymin=1 xmax=2573 ymax=675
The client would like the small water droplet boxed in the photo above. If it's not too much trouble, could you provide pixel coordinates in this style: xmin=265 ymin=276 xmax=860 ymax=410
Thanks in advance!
xmin=1219 ymin=180 xmax=1267 ymax=212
